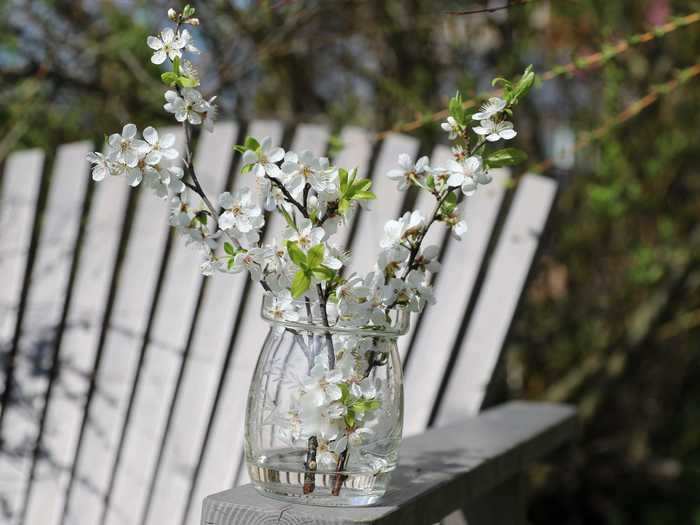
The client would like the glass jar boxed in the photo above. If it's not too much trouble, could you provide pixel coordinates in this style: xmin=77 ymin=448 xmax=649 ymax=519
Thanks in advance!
xmin=244 ymin=294 xmax=408 ymax=506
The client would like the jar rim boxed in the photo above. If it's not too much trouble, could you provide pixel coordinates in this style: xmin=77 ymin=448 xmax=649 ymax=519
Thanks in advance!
xmin=260 ymin=293 xmax=410 ymax=337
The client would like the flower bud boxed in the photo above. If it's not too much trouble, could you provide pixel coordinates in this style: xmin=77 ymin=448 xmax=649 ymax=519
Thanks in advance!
xmin=186 ymin=17 xmax=200 ymax=26
xmin=167 ymin=8 xmax=177 ymax=20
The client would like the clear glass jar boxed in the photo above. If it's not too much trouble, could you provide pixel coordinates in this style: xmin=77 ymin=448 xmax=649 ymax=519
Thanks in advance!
xmin=244 ymin=294 xmax=408 ymax=506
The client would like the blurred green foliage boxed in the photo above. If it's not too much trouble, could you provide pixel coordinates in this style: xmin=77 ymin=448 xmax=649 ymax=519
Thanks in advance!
xmin=1 ymin=0 xmax=699 ymax=523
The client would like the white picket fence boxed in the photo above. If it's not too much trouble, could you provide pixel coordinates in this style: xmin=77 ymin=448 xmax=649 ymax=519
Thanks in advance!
xmin=0 ymin=120 xmax=557 ymax=525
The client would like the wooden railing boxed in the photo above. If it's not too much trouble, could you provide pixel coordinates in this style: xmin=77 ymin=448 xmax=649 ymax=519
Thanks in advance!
xmin=201 ymin=402 xmax=576 ymax=525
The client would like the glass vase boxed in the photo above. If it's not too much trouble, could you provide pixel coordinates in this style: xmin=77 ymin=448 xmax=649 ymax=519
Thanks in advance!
xmin=244 ymin=294 xmax=408 ymax=506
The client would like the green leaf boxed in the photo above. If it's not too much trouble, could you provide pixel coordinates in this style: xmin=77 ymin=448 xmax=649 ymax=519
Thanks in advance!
xmin=351 ymin=178 xmax=372 ymax=193
xmin=448 ymin=91 xmax=465 ymax=125
xmin=244 ymin=136 xmax=260 ymax=151
xmin=353 ymin=191 xmax=376 ymax=201
xmin=339 ymin=168 xmax=349 ymax=192
xmin=227 ymin=257 xmax=235 ymax=271
xmin=177 ymin=75 xmax=198 ymax=88
xmin=224 ymin=242 xmax=235 ymax=256
xmin=161 ymin=71 xmax=178 ymax=86
xmin=441 ymin=191 xmax=458 ymax=214
xmin=307 ymin=244 xmax=325 ymax=268
xmin=172 ymin=56 xmax=181 ymax=76
xmin=278 ymin=206 xmax=297 ymax=230
xmin=485 ymin=148 xmax=528 ymax=168
xmin=509 ymin=65 xmax=536 ymax=103
xmin=291 ymin=270 xmax=311 ymax=299
xmin=344 ymin=409 xmax=356 ymax=429
xmin=240 ymin=163 xmax=253 ymax=174
xmin=312 ymin=266 xmax=335 ymax=281
xmin=233 ymin=145 xmax=246 ymax=154
xmin=286 ymin=241 xmax=307 ymax=267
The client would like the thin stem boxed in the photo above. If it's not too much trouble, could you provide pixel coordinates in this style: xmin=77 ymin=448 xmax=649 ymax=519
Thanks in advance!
xmin=331 ymin=446 xmax=348 ymax=496
xmin=316 ymin=283 xmax=336 ymax=370
xmin=303 ymin=435 xmax=318 ymax=494
xmin=265 ymin=175 xmax=309 ymax=218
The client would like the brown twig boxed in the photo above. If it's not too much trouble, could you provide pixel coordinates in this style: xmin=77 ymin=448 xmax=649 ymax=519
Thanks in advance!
xmin=303 ymin=435 xmax=319 ymax=494
xmin=331 ymin=446 xmax=348 ymax=496
xmin=374 ymin=12 xmax=700 ymax=140
xmin=447 ymin=0 xmax=533 ymax=16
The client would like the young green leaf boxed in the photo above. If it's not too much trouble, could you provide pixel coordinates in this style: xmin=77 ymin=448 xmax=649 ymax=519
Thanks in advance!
xmin=161 ymin=71 xmax=179 ymax=86
xmin=311 ymin=266 xmax=335 ymax=281
xmin=286 ymin=241 xmax=307 ymax=267
xmin=307 ymin=244 xmax=325 ymax=268
xmin=224 ymin=242 xmax=235 ymax=256
xmin=485 ymin=148 xmax=528 ymax=168
xmin=291 ymin=270 xmax=311 ymax=298
xmin=353 ymin=191 xmax=376 ymax=201
xmin=244 ymin=136 xmax=260 ymax=151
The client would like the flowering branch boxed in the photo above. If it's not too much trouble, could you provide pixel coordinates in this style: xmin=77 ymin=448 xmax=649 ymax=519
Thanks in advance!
xmin=85 ymin=4 xmax=536 ymax=499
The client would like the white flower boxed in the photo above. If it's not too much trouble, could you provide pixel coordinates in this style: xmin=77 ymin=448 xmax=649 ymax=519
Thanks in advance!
xmin=107 ymin=123 xmax=148 ymax=168
xmin=231 ymin=248 xmax=269 ymax=281
xmin=86 ymin=152 xmax=111 ymax=181
xmin=147 ymin=28 xmax=185 ymax=65
xmin=241 ymin=136 xmax=285 ymax=178
xmin=178 ymin=29 xmax=200 ymax=54
xmin=473 ymin=119 xmax=517 ymax=142
xmin=380 ymin=210 xmax=425 ymax=249
xmin=202 ymin=96 xmax=218 ymax=133
xmin=287 ymin=218 xmax=325 ymax=251
xmin=414 ymin=245 xmax=441 ymax=273
xmin=164 ymin=89 xmax=207 ymax=125
xmin=451 ymin=219 xmax=468 ymax=240
xmin=441 ymin=116 xmax=461 ymax=140
xmin=301 ymin=358 xmax=344 ymax=409
xmin=110 ymin=159 xmax=144 ymax=187
xmin=281 ymin=150 xmax=337 ymax=196
xmin=266 ymin=291 xmax=299 ymax=322
xmin=142 ymin=126 xmax=179 ymax=165
xmin=472 ymin=97 xmax=507 ymax=121
xmin=446 ymin=156 xmax=483 ymax=196
xmin=386 ymin=154 xmax=429 ymax=191
xmin=218 ymin=188 xmax=264 ymax=233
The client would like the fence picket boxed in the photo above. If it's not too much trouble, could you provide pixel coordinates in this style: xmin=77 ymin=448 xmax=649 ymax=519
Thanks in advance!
xmin=64 ymin=129 xmax=183 ymax=525
xmin=345 ymin=133 xmax=418 ymax=275
xmin=328 ymin=126 xmax=373 ymax=250
xmin=0 ymin=150 xmax=43 ymax=401
xmin=435 ymin=174 xmax=557 ymax=424
xmin=102 ymin=124 xmax=238 ymax=525
xmin=22 ymin=172 xmax=130 ymax=525
xmin=183 ymin=120 xmax=286 ymax=525
xmin=0 ymin=142 xmax=91 ymax=524
xmin=402 ymin=168 xmax=511 ymax=436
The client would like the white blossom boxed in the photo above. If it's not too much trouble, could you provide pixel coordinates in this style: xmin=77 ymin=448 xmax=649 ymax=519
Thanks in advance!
xmin=446 ymin=156 xmax=483 ymax=196
xmin=107 ymin=123 xmax=148 ymax=168
xmin=473 ymin=119 xmax=517 ymax=142
xmin=142 ymin=126 xmax=179 ymax=165
xmin=451 ymin=219 xmax=468 ymax=240
xmin=218 ymin=188 xmax=264 ymax=233
xmin=147 ymin=28 xmax=185 ymax=65
xmin=266 ymin=291 xmax=299 ymax=322
xmin=287 ymin=218 xmax=325 ymax=251
xmin=164 ymin=88 xmax=207 ymax=125
xmin=380 ymin=210 xmax=425 ymax=249
xmin=441 ymin=116 xmax=461 ymax=140
xmin=86 ymin=152 xmax=110 ymax=181
xmin=242 ymin=136 xmax=284 ymax=178
xmin=472 ymin=97 xmax=507 ymax=120
xmin=386 ymin=154 xmax=429 ymax=191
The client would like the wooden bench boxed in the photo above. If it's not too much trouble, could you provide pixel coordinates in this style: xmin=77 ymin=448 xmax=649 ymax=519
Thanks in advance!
xmin=202 ymin=402 xmax=576 ymax=525
xmin=0 ymin=120 xmax=561 ymax=525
